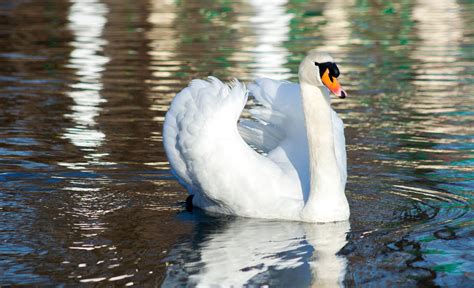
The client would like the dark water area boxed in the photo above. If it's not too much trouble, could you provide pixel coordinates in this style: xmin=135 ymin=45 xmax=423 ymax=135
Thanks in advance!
xmin=0 ymin=0 xmax=473 ymax=286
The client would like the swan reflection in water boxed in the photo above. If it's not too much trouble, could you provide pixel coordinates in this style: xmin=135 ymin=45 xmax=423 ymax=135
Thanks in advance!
xmin=163 ymin=214 xmax=350 ymax=287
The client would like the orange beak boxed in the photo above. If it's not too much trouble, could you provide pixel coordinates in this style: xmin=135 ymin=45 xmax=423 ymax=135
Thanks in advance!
xmin=321 ymin=68 xmax=347 ymax=99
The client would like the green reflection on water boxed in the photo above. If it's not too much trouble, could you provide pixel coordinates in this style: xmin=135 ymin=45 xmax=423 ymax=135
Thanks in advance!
xmin=432 ymin=262 xmax=464 ymax=274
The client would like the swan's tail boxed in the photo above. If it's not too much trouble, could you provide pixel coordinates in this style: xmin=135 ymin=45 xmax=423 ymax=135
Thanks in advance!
xmin=163 ymin=77 xmax=247 ymax=193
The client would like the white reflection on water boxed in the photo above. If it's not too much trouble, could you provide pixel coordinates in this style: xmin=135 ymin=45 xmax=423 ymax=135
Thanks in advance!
xmin=409 ymin=0 xmax=465 ymax=135
xmin=249 ymin=0 xmax=291 ymax=80
xmin=146 ymin=0 xmax=179 ymax=83
xmin=320 ymin=0 xmax=352 ymax=55
xmin=57 ymin=0 xmax=113 ymax=242
xmin=412 ymin=0 xmax=462 ymax=67
xmin=163 ymin=218 xmax=349 ymax=287
xmin=145 ymin=0 xmax=179 ymax=152
xmin=60 ymin=0 xmax=112 ymax=169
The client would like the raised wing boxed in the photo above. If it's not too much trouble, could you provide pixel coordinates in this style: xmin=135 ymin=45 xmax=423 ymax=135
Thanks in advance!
xmin=163 ymin=77 xmax=304 ymax=218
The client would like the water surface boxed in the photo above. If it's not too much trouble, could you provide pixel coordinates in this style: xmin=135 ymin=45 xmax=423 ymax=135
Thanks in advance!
xmin=0 ymin=0 xmax=473 ymax=286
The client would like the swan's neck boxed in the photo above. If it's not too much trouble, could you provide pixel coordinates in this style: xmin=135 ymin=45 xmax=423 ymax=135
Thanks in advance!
xmin=300 ymin=82 xmax=349 ymax=222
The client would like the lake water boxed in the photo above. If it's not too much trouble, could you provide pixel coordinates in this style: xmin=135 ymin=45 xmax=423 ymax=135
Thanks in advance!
xmin=0 ymin=0 xmax=473 ymax=286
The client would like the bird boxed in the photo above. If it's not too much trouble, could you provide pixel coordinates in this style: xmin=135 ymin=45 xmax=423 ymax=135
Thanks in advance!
xmin=163 ymin=50 xmax=350 ymax=222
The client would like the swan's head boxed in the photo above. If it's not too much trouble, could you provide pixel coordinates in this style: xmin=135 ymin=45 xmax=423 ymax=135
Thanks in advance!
xmin=298 ymin=50 xmax=347 ymax=99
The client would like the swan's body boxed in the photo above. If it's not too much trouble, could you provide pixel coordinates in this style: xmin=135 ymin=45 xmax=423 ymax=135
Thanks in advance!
xmin=163 ymin=51 xmax=350 ymax=222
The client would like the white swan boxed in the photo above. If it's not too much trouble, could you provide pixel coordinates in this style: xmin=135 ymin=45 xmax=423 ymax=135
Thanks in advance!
xmin=163 ymin=50 xmax=349 ymax=222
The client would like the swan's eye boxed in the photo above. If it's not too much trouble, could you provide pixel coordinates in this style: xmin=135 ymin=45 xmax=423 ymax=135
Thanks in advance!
xmin=315 ymin=62 xmax=340 ymax=80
